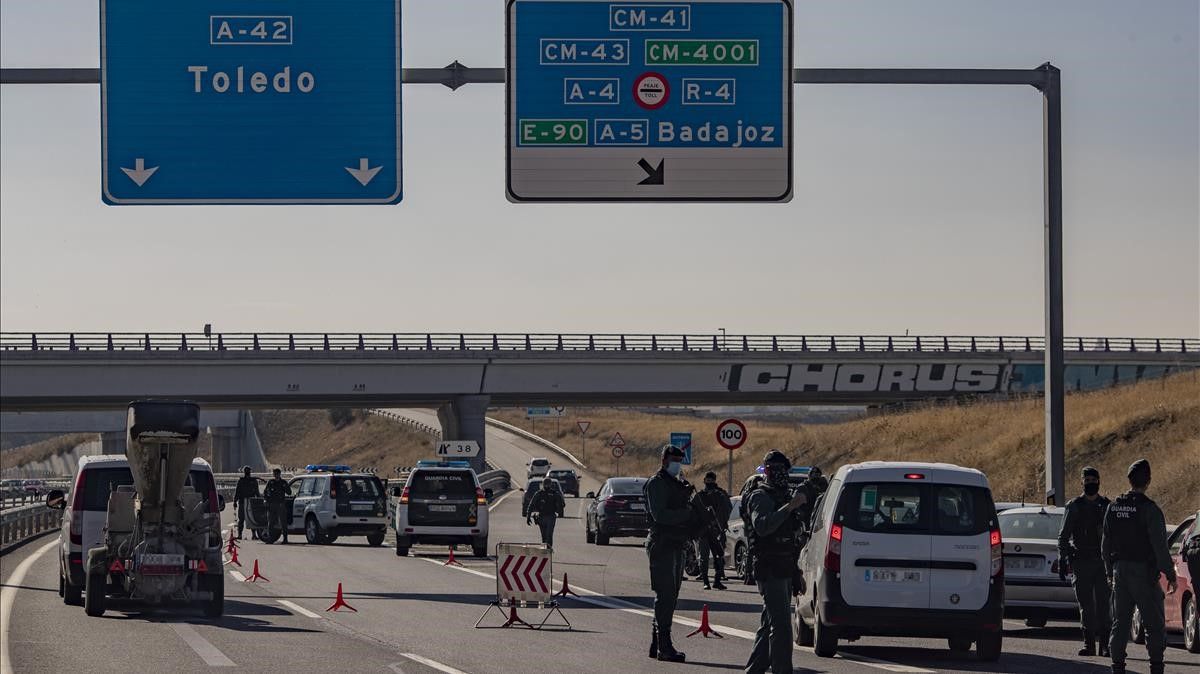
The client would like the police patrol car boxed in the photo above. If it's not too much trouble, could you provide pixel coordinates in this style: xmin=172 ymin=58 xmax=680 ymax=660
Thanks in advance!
xmin=286 ymin=465 xmax=388 ymax=546
xmin=392 ymin=460 xmax=490 ymax=558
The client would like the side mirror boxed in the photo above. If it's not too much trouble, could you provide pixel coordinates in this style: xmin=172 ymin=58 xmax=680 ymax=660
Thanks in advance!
xmin=585 ymin=491 xmax=595 ymax=499
xmin=484 ymin=488 xmax=494 ymax=500
xmin=45 ymin=489 xmax=67 ymax=510
xmin=218 ymin=495 xmax=226 ymax=512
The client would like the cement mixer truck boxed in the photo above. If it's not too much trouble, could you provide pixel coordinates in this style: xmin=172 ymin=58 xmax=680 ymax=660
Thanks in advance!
xmin=79 ymin=401 xmax=225 ymax=617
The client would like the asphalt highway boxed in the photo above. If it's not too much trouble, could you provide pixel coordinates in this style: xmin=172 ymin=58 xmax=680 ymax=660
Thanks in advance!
xmin=3 ymin=420 xmax=1197 ymax=673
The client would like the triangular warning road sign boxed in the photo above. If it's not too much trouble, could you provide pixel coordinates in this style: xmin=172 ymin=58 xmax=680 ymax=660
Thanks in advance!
xmin=577 ymin=420 xmax=591 ymax=434
xmin=609 ymin=432 xmax=626 ymax=448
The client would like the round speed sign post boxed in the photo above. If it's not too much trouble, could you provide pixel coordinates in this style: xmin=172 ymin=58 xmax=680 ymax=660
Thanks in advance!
xmin=716 ymin=419 xmax=747 ymax=494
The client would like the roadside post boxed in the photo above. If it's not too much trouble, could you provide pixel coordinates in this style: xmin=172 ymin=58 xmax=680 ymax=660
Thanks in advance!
xmin=609 ymin=432 xmax=626 ymax=474
xmin=475 ymin=542 xmax=569 ymax=630
xmin=576 ymin=420 xmax=591 ymax=462
xmin=715 ymin=418 xmax=747 ymax=493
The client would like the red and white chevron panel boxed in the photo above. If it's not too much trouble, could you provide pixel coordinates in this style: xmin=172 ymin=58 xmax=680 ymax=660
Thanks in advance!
xmin=495 ymin=542 xmax=552 ymax=604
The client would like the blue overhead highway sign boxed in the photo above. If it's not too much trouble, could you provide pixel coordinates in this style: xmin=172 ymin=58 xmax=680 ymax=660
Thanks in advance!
xmin=507 ymin=0 xmax=792 ymax=201
xmin=101 ymin=0 xmax=402 ymax=204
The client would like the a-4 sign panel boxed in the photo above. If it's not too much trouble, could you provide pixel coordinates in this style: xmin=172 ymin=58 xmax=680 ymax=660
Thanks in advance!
xmin=101 ymin=0 xmax=402 ymax=204
xmin=507 ymin=0 xmax=792 ymax=201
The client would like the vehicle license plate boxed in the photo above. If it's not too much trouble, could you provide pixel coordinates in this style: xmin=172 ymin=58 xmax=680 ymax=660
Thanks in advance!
xmin=139 ymin=553 xmax=185 ymax=574
xmin=1005 ymin=557 xmax=1044 ymax=572
xmin=430 ymin=505 xmax=456 ymax=512
xmin=867 ymin=569 xmax=922 ymax=583
xmin=351 ymin=503 xmax=373 ymax=511
xmin=628 ymin=503 xmax=645 ymax=511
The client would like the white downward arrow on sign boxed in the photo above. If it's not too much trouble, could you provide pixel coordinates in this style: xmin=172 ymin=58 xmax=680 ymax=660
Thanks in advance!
xmin=345 ymin=158 xmax=382 ymax=186
xmin=120 ymin=158 xmax=159 ymax=187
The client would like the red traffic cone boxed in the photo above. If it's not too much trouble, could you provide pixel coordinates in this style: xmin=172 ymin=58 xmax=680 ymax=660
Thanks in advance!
xmin=326 ymin=582 xmax=357 ymax=612
xmin=225 ymin=545 xmax=242 ymax=567
xmin=444 ymin=546 xmax=463 ymax=567
xmin=685 ymin=604 xmax=723 ymax=639
xmin=554 ymin=573 xmax=579 ymax=598
xmin=226 ymin=529 xmax=239 ymax=552
xmin=243 ymin=559 xmax=269 ymax=582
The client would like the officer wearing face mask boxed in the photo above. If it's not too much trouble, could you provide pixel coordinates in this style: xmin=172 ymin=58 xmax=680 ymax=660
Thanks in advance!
xmin=643 ymin=444 xmax=697 ymax=663
xmin=744 ymin=450 xmax=808 ymax=674
xmin=1057 ymin=466 xmax=1112 ymax=657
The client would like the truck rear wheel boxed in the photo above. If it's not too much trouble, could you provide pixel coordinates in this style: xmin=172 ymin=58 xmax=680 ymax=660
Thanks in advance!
xmin=202 ymin=574 xmax=224 ymax=618
xmin=84 ymin=570 xmax=106 ymax=617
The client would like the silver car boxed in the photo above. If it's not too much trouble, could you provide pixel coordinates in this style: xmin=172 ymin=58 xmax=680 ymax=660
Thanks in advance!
xmin=999 ymin=505 xmax=1076 ymax=626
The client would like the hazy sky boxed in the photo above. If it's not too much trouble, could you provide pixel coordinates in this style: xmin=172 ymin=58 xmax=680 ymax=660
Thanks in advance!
xmin=1 ymin=1 xmax=1197 ymax=337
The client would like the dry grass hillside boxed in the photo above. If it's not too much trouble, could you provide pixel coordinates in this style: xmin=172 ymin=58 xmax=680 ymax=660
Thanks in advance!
xmin=254 ymin=410 xmax=435 ymax=474
xmin=493 ymin=372 xmax=1200 ymax=521
xmin=2 ymin=433 xmax=98 ymax=468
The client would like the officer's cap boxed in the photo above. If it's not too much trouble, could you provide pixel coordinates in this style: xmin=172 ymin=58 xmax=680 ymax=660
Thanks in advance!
xmin=1127 ymin=459 xmax=1151 ymax=483
xmin=1081 ymin=466 xmax=1100 ymax=479
xmin=762 ymin=450 xmax=791 ymax=469
xmin=661 ymin=444 xmax=686 ymax=460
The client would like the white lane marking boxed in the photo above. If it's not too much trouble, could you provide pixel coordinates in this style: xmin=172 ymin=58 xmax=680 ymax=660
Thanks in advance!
xmin=399 ymin=653 xmax=469 ymax=674
xmin=277 ymin=599 xmax=321 ymax=618
xmin=170 ymin=624 xmax=236 ymax=667
xmin=420 ymin=557 xmax=933 ymax=673
xmin=0 ymin=539 xmax=57 ymax=674
xmin=228 ymin=569 xmax=247 ymax=582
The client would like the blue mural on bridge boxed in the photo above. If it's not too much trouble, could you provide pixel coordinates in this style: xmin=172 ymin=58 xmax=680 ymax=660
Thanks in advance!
xmin=1007 ymin=364 xmax=1197 ymax=393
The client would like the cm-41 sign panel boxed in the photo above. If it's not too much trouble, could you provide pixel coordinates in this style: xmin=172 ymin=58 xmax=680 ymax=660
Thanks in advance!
xmin=507 ymin=0 xmax=792 ymax=201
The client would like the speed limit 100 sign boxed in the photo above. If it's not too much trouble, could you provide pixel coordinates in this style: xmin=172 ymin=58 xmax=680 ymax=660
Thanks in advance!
xmin=716 ymin=419 xmax=747 ymax=450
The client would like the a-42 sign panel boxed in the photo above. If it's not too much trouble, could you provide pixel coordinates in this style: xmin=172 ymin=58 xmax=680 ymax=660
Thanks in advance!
xmin=507 ymin=0 xmax=792 ymax=202
xmin=101 ymin=0 xmax=402 ymax=204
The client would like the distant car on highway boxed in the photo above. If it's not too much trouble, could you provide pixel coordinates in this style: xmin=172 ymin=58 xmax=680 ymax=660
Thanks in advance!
xmin=1130 ymin=510 xmax=1199 ymax=653
xmin=286 ymin=465 xmax=388 ymax=546
xmin=522 ymin=477 xmax=561 ymax=517
xmin=794 ymin=462 xmax=1003 ymax=661
xmin=585 ymin=477 xmax=649 ymax=545
xmin=545 ymin=469 xmax=579 ymax=497
xmin=393 ymin=460 xmax=490 ymax=558
xmin=22 ymin=479 xmax=46 ymax=494
xmin=996 ymin=506 xmax=1074 ymax=627
xmin=994 ymin=501 xmax=1030 ymax=515
xmin=526 ymin=457 xmax=551 ymax=480
xmin=723 ymin=495 xmax=749 ymax=578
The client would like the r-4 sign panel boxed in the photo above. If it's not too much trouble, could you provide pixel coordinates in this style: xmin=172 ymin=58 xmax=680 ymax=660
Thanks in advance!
xmin=101 ymin=0 xmax=402 ymax=204
xmin=437 ymin=441 xmax=481 ymax=457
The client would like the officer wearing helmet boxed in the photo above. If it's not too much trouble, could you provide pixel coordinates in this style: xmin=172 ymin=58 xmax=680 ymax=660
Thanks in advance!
xmin=744 ymin=450 xmax=808 ymax=674
xmin=1102 ymin=459 xmax=1177 ymax=674
xmin=643 ymin=443 xmax=698 ymax=663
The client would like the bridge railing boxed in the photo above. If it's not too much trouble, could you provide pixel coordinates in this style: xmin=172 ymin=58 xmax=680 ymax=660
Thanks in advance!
xmin=1 ymin=332 xmax=1195 ymax=354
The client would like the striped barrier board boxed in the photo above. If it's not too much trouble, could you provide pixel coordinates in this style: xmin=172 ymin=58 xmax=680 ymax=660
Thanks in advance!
xmin=496 ymin=542 xmax=551 ymax=604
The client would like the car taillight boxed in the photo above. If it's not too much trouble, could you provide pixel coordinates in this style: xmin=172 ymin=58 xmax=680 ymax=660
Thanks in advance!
xmin=904 ymin=473 xmax=925 ymax=480
xmin=476 ymin=487 xmax=487 ymax=505
xmin=990 ymin=528 xmax=1003 ymax=577
xmin=69 ymin=471 xmax=86 ymax=544
xmin=399 ymin=487 xmax=410 ymax=505
xmin=1050 ymin=558 xmax=1072 ymax=577
xmin=824 ymin=523 xmax=843 ymax=572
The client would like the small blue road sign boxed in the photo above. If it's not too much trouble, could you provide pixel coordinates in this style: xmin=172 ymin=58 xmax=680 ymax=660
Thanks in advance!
xmin=101 ymin=0 xmax=402 ymax=204
xmin=507 ymin=0 xmax=792 ymax=201
xmin=671 ymin=432 xmax=693 ymax=465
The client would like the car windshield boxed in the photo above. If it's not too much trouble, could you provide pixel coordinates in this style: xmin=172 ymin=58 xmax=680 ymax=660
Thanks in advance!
xmin=999 ymin=511 xmax=1063 ymax=540
xmin=410 ymin=470 xmax=475 ymax=497
xmin=609 ymin=479 xmax=646 ymax=495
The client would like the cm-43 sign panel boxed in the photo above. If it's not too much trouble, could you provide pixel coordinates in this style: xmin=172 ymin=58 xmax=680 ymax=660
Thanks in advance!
xmin=507 ymin=0 xmax=792 ymax=201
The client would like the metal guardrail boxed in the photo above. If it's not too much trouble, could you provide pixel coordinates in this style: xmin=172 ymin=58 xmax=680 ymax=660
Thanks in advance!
xmin=366 ymin=409 xmax=443 ymax=440
xmin=1 ymin=503 xmax=63 ymax=550
xmin=1 ymin=332 xmax=1195 ymax=355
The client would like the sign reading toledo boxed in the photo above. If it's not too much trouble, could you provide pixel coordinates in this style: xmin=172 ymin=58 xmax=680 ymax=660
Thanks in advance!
xmin=101 ymin=0 xmax=402 ymax=204
xmin=507 ymin=0 xmax=792 ymax=201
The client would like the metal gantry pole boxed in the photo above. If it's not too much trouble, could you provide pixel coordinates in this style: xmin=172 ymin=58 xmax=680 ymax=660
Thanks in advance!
xmin=0 ymin=63 xmax=1067 ymax=499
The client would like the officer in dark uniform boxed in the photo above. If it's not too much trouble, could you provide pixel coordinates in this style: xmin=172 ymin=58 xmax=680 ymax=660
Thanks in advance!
xmin=1057 ymin=466 xmax=1112 ymax=656
xmin=695 ymin=471 xmax=733 ymax=590
xmin=263 ymin=468 xmax=292 ymax=544
xmin=644 ymin=444 xmax=697 ymax=663
xmin=1103 ymin=459 xmax=1178 ymax=674
xmin=233 ymin=466 xmax=260 ymax=540
xmin=526 ymin=477 xmax=566 ymax=548
xmin=744 ymin=450 xmax=808 ymax=674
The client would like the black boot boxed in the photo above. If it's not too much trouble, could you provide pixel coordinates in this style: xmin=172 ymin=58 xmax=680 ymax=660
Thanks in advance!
xmin=713 ymin=578 xmax=727 ymax=590
xmin=1149 ymin=663 xmax=1164 ymax=674
xmin=1098 ymin=637 xmax=1109 ymax=658
xmin=648 ymin=623 xmax=658 ymax=659
xmin=656 ymin=629 xmax=686 ymax=663
xmin=1111 ymin=664 xmax=1125 ymax=674
xmin=1078 ymin=639 xmax=1095 ymax=656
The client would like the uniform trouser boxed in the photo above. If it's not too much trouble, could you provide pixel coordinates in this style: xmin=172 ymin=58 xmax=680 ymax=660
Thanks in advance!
xmin=699 ymin=531 xmax=726 ymax=582
xmin=1073 ymin=557 xmax=1111 ymax=643
xmin=1108 ymin=561 xmax=1166 ymax=667
xmin=746 ymin=575 xmax=793 ymax=674
xmin=236 ymin=499 xmax=250 ymax=535
xmin=537 ymin=515 xmax=557 ymax=547
xmin=647 ymin=540 xmax=686 ymax=632
xmin=267 ymin=502 xmax=288 ymax=540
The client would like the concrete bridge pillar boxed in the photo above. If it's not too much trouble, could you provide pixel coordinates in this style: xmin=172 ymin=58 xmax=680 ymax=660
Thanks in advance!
xmin=437 ymin=395 xmax=490 ymax=473
xmin=209 ymin=430 xmax=239 ymax=473
xmin=100 ymin=431 xmax=126 ymax=455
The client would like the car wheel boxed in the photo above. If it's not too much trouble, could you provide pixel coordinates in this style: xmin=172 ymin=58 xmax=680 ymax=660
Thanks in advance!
xmin=813 ymin=604 xmax=838 ymax=657
xmin=63 ymin=573 xmax=83 ymax=606
xmin=596 ymin=530 xmax=610 ymax=546
xmin=202 ymin=573 xmax=224 ymax=618
xmin=948 ymin=636 xmax=973 ymax=652
xmin=258 ymin=528 xmax=279 ymax=544
xmin=305 ymin=516 xmax=324 ymax=545
xmin=976 ymin=630 xmax=1002 ymax=662
xmin=58 ymin=570 xmax=65 ymax=597
xmin=734 ymin=542 xmax=746 ymax=578
xmin=366 ymin=532 xmax=385 ymax=547
xmin=1025 ymin=616 xmax=1047 ymax=628
xmin=795 ymin=604 xmax=815 ymax=647
xmin=473 ymin=539 xmax=488 ymax=558
xmin=84 ymin=569 xmax=106 ymax=617
xmin=1184 ymin=595 xmax=1199 ymax=654
xmin=585 ymin=522 xmax=596 ymax=544
xmin=395 ymin=544 xmax=409 ymax=557
xmin=1130 ymin=606 xmax=1146 ymax=644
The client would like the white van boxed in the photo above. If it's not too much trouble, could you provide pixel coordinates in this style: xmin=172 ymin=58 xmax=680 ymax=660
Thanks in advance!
xmin=794 ymin=462 xmax=1004 ymax=661
xmin=56 ymin=455 xmax=221 ymax=606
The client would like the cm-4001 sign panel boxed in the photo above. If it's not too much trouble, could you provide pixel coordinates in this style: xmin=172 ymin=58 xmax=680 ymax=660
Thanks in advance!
xmin=101 ymin=0 xmax=402 ymax=204
xmin=507 ymin=0 xmax=792 ymax=202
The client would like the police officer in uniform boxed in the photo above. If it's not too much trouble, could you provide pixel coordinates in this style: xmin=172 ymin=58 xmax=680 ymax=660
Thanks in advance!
xmin=696 ymin=471 xmax=733 ymax=590
xmin=526 ymin=477 xmax=566 ymax=548
xmin=644 ymin=444 xmax=696 ymax=663
xmin=1103 ymin=459 xmax=1177 ymax=674
xmin=1057 ymin=466 xmax=1112 ymax=656
xmin=744 ymin=450 xmax=808 ymax=674
xmin=263 ymin=468 xmax=292 ymax=545
xmin=233 ymin=466 xmax=260 ymax=540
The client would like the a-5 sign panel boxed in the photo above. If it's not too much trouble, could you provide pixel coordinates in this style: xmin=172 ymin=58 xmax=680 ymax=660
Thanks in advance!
xmin=101 ymin=0 xmax=402 ymax=204
xmin=507 ymin=0 xmax=792 ymax=201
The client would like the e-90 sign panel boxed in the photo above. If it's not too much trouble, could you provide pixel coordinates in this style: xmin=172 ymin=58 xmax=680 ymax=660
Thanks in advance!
xmin=507 ymin=0 xmax=792 ymax=202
